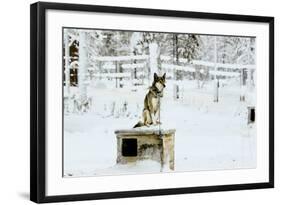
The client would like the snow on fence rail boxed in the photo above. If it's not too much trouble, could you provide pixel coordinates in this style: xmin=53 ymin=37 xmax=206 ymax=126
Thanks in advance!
xmin=161 ymin=55 xmax=255 ymax=70
xmin=162 ymin=63 xmax=196 ymax=72
xmin=162 ymin=64 xmax=240 ymax=77
xmin=192 ymin=60 xmax=256 ymax=70
xmin=92 ymin=55 xmax=149 ymax=61
xmin=92 ymin=72 xmax=131 ymax=78
xmin=88 ymin=63 xmax=146 ymax=71
xmin=121 ymin=63 xmax=146 ymax=69
xmin=210 ymin=70 xmax=240 ymax=77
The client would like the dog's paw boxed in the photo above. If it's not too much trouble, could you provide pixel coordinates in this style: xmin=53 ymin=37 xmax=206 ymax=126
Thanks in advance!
xmin=156 ymin=121 xmax=162 ymax=125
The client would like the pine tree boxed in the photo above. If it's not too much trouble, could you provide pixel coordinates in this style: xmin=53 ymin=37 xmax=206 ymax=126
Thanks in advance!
xmin=177 ymin=34 xmax=200 ymax=62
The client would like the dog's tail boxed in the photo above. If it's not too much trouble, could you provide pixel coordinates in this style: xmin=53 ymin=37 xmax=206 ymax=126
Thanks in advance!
xmin=133 ymin=121 xmax=144 ymax=128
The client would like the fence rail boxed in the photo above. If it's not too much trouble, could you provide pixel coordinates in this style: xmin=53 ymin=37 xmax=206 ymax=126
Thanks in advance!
xmin=91 ymin=54 xmax=255 ymax=70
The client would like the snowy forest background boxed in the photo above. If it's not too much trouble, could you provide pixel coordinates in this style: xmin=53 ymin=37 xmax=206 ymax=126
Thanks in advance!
xmin=63 ymin=28 xmax=256 ymax=177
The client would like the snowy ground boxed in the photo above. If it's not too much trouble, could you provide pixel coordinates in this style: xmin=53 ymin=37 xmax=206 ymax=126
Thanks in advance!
xmin=63 ymin=78 xmax=256 ymax=177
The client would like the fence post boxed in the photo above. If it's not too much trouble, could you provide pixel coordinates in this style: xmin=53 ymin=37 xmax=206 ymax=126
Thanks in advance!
xmin=213 ymin=36 xmax=219 ymax=102
xmin=240 ymin=68 xmax=246 ymax=101
xmin=214 ymin=79 xmax=219 ymax=102
xmin=173 ymin=84 xmax=180 ymax=100
xmin=115 ymin=61 xmax=120 ymax=88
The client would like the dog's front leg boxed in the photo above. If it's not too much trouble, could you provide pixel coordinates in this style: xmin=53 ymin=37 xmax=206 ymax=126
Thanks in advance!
xmin=155 ymin=109 xmax=161 ymax=124
xmin=143 ymin=109 xmax=152 ymax=126
xmin=150 ymin=113 xmax=155 ymax=125
xmin=152 ymin=112 xmax=159 ymax=125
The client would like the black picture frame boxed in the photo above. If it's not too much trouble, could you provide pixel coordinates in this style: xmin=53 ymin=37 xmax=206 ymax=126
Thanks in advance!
xmin=30 ymin=1 xmax=274 ymax=203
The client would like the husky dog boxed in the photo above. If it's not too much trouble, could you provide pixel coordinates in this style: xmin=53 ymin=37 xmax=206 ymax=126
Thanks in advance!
xmin=134 ymin=73 xmax=166 ymax=128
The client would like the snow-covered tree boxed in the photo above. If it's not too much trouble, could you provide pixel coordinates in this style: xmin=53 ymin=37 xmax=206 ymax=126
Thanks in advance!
xmin=177 ymin=34 xmax=200 ymax=62
xmin=78 ymin=31 xmax=88 ymax=101
xmin=136 ymin=32 xmax=163 ymax=81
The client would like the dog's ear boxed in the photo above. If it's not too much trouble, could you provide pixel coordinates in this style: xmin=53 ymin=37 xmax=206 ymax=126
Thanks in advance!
xmin=163 ymin=73 xmax=166 ymax=79
xmin=154 ymin=73 xmax=158 ymax=80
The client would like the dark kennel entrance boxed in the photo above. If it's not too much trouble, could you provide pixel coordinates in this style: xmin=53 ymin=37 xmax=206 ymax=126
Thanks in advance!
xmin=248 ymin=106 xmax=255 ymax=124
xmin=122 ymin=138 xmax=138 ymax=156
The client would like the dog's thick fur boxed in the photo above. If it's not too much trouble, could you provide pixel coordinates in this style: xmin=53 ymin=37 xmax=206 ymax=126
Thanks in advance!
xmin=134 ymin=73 xmax=166 ymax=128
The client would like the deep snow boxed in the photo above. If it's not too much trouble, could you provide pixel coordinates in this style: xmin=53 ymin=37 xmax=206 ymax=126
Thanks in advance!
xmin=63 ymin=78 xmax=256 ymax=177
